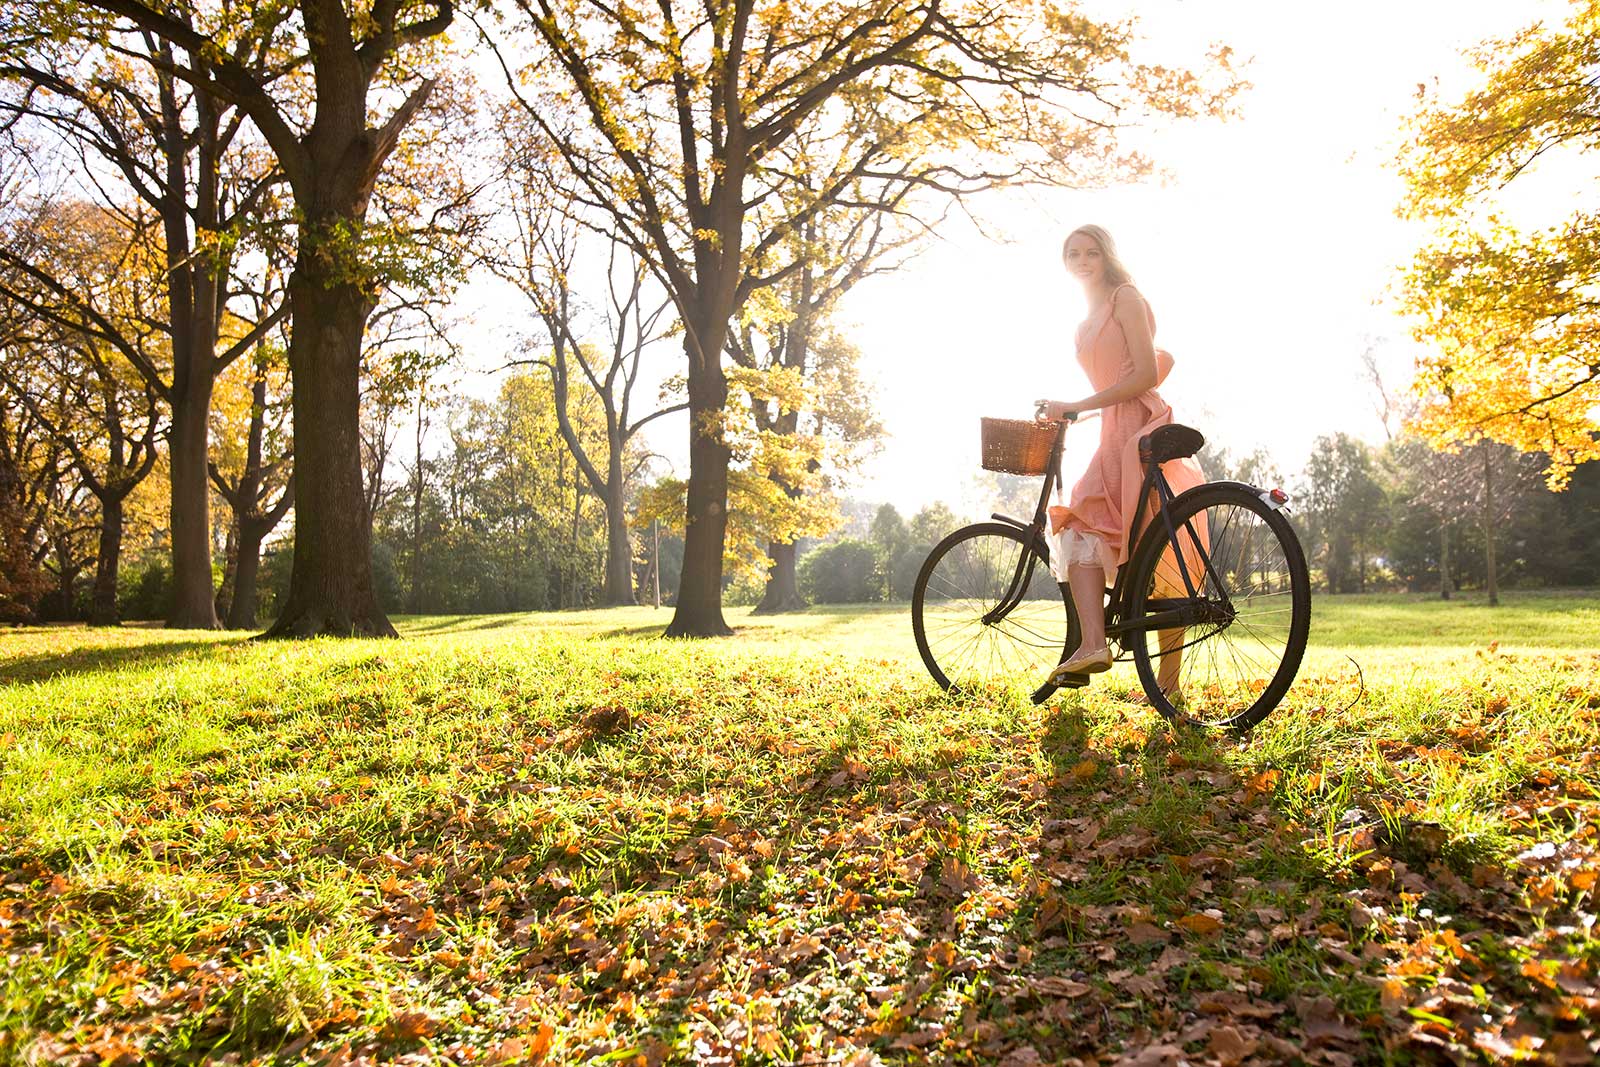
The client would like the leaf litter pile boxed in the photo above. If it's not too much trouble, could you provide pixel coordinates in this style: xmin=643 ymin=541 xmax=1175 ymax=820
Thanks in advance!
xmin=1 ymin=621 xmax=1599 ymax=1065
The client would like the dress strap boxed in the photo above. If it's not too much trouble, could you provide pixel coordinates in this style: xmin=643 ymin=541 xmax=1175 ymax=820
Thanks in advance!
xmin=1081 ymin=283 xmax=1136 ymax=351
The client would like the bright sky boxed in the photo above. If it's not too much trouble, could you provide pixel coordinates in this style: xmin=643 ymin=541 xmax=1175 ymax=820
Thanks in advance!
xmin=456 ymin=0 xmax=1571 ymax=518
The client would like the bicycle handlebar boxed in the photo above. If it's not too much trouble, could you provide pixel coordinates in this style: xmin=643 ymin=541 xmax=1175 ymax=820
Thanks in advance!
xmin=1033 ymin=399 xmax=1082 ymax=424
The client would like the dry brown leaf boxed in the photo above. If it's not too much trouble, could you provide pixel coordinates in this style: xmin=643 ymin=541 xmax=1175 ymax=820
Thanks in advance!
xmin=383 ymin=1010 xmax=441 ymax=1041
xmin=1380 ymin=978 xmax=1408 ymax=1014
xmin=1197 ymin=991 xmax=1281 ymax=1018
xmin=1176 ymin=912 xmax=1224 ymax=937
xmin=1030 ymin=975 xmax=1092 ymax=998
xmin=1208 ymin=1024 xmax=1257 ymax=1067
xmin=1291 ymin=994 xmax=1358 ymax=1043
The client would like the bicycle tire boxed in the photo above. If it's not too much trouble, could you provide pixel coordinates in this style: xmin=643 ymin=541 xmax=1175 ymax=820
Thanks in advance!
xmin=912 ymin=522 xmax=1080 ymax=704
xmin=1123 ymin=483 xmax=1311 ymax=730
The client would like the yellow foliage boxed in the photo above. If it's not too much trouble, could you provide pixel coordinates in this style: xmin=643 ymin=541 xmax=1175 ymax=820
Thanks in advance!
xmin=1396 ymin=0 xmax=1600 ymax=488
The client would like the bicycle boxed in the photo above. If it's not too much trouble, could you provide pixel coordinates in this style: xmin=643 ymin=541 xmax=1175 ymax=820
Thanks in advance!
xmin=910 ymin=405 xmax=1311 ymax=730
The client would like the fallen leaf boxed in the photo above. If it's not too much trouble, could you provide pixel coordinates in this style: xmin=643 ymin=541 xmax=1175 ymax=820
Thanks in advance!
xmin=383 ymin=1011 xmax=440 ymax=1041
xmin=1208 ymin=1024 xmax=1256 ymax=1067
xmin=1177 ymin=912 xmax=1224 ymax=937
xmin=1291 ymin=994 xmax=1358 ymax=1043
xmin=1030 ymin=975 xmax=1092 ymax=997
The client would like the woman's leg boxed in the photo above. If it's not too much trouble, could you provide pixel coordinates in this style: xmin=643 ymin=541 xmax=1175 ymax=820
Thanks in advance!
xmin=1156 ymin=627 xmax=1183 ymax=698
xmin=1067 ymin=563 xmax=1107 ymax=655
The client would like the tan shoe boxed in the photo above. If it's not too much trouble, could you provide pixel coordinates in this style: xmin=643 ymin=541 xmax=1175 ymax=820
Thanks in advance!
xmin=1048 ymin=647 xmax=1111 ymax=686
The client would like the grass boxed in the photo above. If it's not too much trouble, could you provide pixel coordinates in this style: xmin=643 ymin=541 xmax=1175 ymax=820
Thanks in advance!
xmin=1 ymin=591 xmax=1598 ymax=1065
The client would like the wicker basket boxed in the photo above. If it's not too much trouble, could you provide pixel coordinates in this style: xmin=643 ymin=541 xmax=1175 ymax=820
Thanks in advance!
xmin=980 ymin=418 xmax=1055 ymax=475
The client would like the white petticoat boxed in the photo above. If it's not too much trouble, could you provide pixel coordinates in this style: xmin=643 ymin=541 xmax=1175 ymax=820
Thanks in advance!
xmin=1048 ymin=526 xmax=1116 ymax=581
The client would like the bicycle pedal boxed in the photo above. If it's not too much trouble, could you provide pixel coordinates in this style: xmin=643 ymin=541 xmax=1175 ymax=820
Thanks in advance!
xmin=1052 ymin=671 xmax=1091 ymax=689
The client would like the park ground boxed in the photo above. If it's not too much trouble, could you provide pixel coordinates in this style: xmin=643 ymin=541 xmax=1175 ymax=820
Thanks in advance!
xmin=2 ymin=590 xmax=1599 ymax=1065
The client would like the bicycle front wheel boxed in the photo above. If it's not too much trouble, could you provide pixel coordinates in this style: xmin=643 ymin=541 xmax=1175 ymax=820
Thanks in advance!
xmin=1124 ymin=484 xmax=1311 ymax=730
xmin=912 ymin=522 xmax=1079 ymax=703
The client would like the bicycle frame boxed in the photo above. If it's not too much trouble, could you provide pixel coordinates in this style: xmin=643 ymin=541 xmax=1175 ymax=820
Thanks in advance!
xmin=984 ymin=419 xmax=1233 ymax=648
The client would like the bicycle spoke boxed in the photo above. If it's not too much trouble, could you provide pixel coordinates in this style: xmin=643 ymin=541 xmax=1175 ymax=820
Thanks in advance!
xmin=1128 ymin=493 xmax=1307 ymax=727
xmin=915 ymin=525 xmax=1072 ymax=692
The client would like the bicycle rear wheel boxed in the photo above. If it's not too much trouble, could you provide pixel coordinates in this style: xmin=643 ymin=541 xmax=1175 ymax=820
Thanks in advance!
xmin=1124 ymin=484 xmax=1310 ymax=730
xmin=912 ymin=522 xmax=1079 ymax=703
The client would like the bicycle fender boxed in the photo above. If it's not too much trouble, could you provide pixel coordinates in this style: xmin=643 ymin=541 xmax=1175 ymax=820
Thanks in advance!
xmin=1171 ymin=480 xmax=1291 ymax=513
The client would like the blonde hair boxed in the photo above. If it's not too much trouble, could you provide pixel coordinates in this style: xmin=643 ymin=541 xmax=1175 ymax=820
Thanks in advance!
xmin=1063 ymin=224 xmax=1132 ymax=288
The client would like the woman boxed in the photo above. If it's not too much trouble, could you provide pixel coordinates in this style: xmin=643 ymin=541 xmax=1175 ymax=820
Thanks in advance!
xmin=1036 ymin=225 xmax=1204 ymax=697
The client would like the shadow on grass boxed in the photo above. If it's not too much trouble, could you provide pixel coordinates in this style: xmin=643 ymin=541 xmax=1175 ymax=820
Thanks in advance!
xmin=940 ymin=704 xmax=1387 ymax=1060
xmin=396 ymin=613 xmax=539 ymax=635
xmin=0 ymin=636 xmax=247 ymax=687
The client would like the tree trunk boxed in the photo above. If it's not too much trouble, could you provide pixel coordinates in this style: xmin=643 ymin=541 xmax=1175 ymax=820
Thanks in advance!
xmin=752 ymin=540 xmax=806 ymax=614
xmin=228 ymin=520 xmax=266 ymax=630
xmin=216 ymin=514 xmax=239 ymax=621
xmin=166 ymin=321 xmax=222 ymax=630
xmin=89 ymin=496 xmax=122 ymax=626
xmin=407 ymin=392 xmax=425 ymax=615
xmin=1482 ymin=442 xmax=1498 ymax=607
xmin=601 ymin=477 xmax=635 ymax=606
xmin=569 ymin=474 xmax=583 ymax=608
xmin=667 ymin=330 xmax=733 ymax=636
xmin=1439 ymin=521 xmax=1452 ymax=600
xmin=262 ymin=266 xmax=395 ymax=638
xmin=0 ymin=422 xmax=43 ymax=623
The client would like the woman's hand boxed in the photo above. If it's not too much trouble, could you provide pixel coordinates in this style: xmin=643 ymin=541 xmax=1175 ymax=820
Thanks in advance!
xmin=1034 ymin=399 xmax=1079 ymax=425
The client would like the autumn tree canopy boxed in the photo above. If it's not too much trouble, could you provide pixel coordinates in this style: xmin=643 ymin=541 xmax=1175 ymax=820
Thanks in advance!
xmin=1397 ymin=0 xmax=1600 ymax=488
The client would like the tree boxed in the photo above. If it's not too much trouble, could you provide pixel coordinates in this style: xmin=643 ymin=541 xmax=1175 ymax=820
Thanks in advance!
xmin=1300 ymin=433 xmax=1385 ymax=594
xmin=868 ymin=503 xmax=908 ymax=599
xmin=0 ymin=200 xmax=165 ymax=623
xmin=1396 ymin=0 xmax=1600 ymax=488
xmin=0 ymin=378 xmax=54 ymax=622
xmin=370 ymin=368 xmax=622 ymax=614
xmin=733 ymin=254 xmax=888 ymax=612
xmin=1411 ymin=437 xmax=1540 ymax=606
xmin=209 ymin=349 xmax=293 ymax=629
xmin=725 ymin=316 xmax=881 ymax=612
xmin=494 ymin=0 xmax=1238 ymax=635
xmin=632 ymin=360 xmax=843 ymax=593
xmin=4 ymin=330 xmax=162 ymax=624
xmin=729 ymin=116 xmax=918 ymax=614
xmin=2 ymin=14 xmax=293 ymax=628
xmin=57 ymin=0 xmax=461 ymax=637
xmin=486 ymin=124 xmax=687 ymax=605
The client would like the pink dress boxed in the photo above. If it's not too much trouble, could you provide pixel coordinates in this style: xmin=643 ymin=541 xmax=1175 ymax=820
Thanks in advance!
xmin=1054 ymin=286 xmax=1205 ymax=582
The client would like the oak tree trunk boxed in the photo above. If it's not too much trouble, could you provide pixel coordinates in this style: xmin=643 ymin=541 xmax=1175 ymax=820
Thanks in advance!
xmin=262 ymin=266 xmax=395 ymax=637
xmin=752 ymin=540 xmax=805 ymax=614
xmin=667 ymin=321 xmax=733 ymax=637
xmin=216 ymin=515 xmax=239 ymax=621
xmin=601 ymin=472 xmax=635 ymax=606
xmin=228 ymin=521 xmax=266 ymax=630
xmin=89 ymin=496 xmax=122 ymax=626
xmin=165 ymin=291 xmax=222 ymax=629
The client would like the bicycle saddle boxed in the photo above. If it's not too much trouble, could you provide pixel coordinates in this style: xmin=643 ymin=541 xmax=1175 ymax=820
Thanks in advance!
xmin=1140 ymin=423 xmax=1205 ymax=465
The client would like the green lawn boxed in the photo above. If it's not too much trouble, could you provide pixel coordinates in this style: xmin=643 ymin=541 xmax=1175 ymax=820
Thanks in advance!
xmin=2 ymin=592 xmax=1598 ymax=1065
